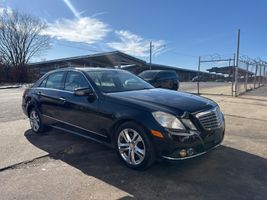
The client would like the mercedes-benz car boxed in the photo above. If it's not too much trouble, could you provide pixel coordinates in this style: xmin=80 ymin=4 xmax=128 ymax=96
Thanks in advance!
xmin=22 ymin=68 xmax=225 ymax=169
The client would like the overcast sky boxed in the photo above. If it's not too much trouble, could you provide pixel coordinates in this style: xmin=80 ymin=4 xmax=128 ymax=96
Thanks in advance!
xmin=1 ymin=0 xmax=267 ymax=70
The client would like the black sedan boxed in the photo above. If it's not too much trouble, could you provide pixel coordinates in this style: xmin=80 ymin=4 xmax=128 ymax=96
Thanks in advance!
xmin=22 ymin=68 xmax=225 ymax=169
xmin=138 ymin=70 xmax=179 ymax=90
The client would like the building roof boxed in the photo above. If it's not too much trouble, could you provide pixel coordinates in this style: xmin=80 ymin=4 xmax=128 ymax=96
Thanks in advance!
xmin=28 ymin=51 xmax=146 ymax=68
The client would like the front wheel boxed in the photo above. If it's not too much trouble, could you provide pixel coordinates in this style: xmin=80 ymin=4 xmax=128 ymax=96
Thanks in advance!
xmin=29 ymin=108 xmax=48 ymax=134
xmin=115 ymin=122 xmax=156 ymax=170
xmin=172 ymin=83 xmax=178 ymax=91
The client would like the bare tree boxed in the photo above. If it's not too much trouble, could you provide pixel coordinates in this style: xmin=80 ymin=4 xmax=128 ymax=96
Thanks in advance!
xmin=0 ymin=9 xmax=50 ymax=81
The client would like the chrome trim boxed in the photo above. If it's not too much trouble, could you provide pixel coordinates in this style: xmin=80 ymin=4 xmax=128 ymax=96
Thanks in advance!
xmin=167 ymin=131 xmax=195 ymax=137
xmin=43 ymin=114 xmax=107 ymax=138
xmin=195 ymin=107 xmax=218 ymax=118
xmin=195 ymin=106 xmax=223 ymax=131
xmin=162 ymin=143 xmax=221 ymax=161
xmin=36 ymin=87 xmax=74 ymax=94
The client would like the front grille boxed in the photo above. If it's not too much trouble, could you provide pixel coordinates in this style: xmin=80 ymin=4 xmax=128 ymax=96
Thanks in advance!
xmin=195 ymin=107 xmax=223 ymax=130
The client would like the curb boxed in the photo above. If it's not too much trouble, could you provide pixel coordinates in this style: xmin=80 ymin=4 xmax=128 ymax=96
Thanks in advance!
xmin=0 ymin=86 xmax=21 ymax=89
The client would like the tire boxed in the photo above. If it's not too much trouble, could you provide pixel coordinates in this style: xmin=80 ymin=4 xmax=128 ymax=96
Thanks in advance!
xmin=172 ymin=83 xmax=178 ymax=91
xmin=115 ymin=122 xmax=156 ymax=170
xmin=29 ymin=107 xmax=48 ymax=134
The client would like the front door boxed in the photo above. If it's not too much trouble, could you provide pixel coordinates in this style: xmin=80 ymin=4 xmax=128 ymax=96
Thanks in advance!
xmin=58 ymin=71 xmax=106 ymax=138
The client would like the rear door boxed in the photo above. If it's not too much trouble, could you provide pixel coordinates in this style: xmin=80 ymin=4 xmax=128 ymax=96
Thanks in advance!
xmin=37 ymin=71 xmax=67 ymax=120
xmin=159 ymin=72 xmax=171 ymax=88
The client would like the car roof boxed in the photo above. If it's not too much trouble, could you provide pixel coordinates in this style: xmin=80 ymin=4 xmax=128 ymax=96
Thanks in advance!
xmin=141 ymin=70 xmax=176 ymax=73
xmin=47 ymin=67 xmax=125 ymax=74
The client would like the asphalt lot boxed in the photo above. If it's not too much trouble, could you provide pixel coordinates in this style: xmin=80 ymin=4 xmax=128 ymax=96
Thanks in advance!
xmin=179 ymin=82 xmax=233 ymax=95
xmin=0 ymin=88 xmax=27 ymax=122
xmin=0 ymin=86 xmax=267 ymax=200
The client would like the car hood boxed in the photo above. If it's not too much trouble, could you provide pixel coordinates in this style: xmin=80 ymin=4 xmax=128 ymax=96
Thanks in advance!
xmin=107 ymin=88 xmax=216 ymax=115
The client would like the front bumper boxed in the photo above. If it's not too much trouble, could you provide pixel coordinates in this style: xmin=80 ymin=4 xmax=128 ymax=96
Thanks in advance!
xmin=162 ymin=143 xmax=221 ymax=160
xmin=153 ymin=127 xmax=225 ymax=160
xmin=149 ymin=106 xmax=225 ymax=160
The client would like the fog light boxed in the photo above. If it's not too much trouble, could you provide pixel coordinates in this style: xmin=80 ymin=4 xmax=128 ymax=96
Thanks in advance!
xmin=187 ymin=148 xmax=194 ymax=156
xmin=179 ymin=149 xmax=187 ymax=157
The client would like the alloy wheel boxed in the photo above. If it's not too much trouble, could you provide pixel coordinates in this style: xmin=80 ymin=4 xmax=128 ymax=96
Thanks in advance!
xmin=30 ymin=110 xmax=40 ymax=132
xmin=117 ymin=128 xmax=146 ymax=165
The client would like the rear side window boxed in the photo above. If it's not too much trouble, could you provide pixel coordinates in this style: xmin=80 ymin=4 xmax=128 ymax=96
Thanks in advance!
xmin=39 ymin=77 xmax=47 ymax=88
xmin=139 ymin=71 xmax=157 ymax=79
xmin=160 ymin=71 xmax=176 ymax=78
xmin=64 ymin=71 xmax=89 ymax=91
xmin=46 ymin=72 xmax=65 ymax=89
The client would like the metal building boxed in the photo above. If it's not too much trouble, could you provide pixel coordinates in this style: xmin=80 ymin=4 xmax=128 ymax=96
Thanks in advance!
xmin=27 ymin=51 xmax=220 ymax=81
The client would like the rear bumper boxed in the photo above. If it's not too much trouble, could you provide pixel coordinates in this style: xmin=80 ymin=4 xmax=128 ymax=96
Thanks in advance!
xmin=21 ymin=99 xmax=29 ymax=116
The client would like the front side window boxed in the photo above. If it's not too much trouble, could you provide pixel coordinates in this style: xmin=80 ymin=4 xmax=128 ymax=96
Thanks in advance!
xmin=64 ymin=71 xmax=89 ymax=91
xmin=86 ymin=70 xmax=154 ymax=93
xmin=46 ymin=72 xmax=65 ymax=89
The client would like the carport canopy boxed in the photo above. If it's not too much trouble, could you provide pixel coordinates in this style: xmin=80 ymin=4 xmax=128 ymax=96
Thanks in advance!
xmin=207 ymin=66 xmax=254 ymax=76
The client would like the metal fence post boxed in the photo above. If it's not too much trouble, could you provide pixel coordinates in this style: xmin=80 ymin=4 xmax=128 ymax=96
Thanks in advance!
xmin=264 ymin=65 xmax=266 ymax=85
xmin=232 ymin=54 xmax=236 ymax=96
xmin=245 ymin=62 xmax=249 ymax=91
xmin=254 ymin=64 xmax=258 ymax=89
xmin=197 ymin=56 xmax=201 ymax=95
xmin=234 ymin=61 xmax=239 ymax=97
xmin=259 ymin=64 xmax=262 ymax=86
xmin=235 ymin=29 xmax=240 ymax=97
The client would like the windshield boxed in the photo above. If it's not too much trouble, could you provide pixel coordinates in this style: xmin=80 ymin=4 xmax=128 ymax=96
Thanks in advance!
xmin=86 ymin=70 xmax=154 ymax=93
xmin=138 ymin=71 xmax=158 ymax=79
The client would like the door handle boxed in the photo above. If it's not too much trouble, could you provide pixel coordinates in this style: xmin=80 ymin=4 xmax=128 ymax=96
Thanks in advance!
xmin=59 ymin=97 xmax=66 ymax=102
xmin=37 ymin=91 xmax=42 ymax=95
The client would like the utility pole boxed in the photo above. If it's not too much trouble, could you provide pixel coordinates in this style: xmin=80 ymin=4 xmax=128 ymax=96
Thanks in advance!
xmin=149 ymin=41 xmax=152 ymax=70
xmin=235 ymin=29 xmax=240 ymax=96
xmin=149 ymin=41 xmax=165 ymax=70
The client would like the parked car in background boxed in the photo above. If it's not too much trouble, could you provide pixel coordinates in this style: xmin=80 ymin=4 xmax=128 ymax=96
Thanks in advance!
xmin=215 ymin=78 xmax=226 ymax=82
xmin=192 ymin=75 xmax=208 ymax=82
xmin=138 ymin=70 xmax=179 ymax=90
xmin=22 ymin=68 xmax=225 ymax=169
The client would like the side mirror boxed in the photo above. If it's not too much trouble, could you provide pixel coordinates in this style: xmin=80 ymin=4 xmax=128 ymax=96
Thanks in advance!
xmin=74 ymin=88 xmax=93 ymax=96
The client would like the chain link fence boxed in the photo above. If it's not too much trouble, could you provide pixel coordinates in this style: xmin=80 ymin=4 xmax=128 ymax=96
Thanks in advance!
xmin=179 ymin=55 xmax=267 ymax=97
xmin=236 ymin=59 xmax=267 ymax=96
xmin=196 ymin=56 xmax=236 ymax=96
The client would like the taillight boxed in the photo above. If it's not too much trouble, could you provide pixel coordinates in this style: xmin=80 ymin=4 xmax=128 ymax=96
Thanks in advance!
xmin=23 ymin=89 xmax=28 ymax=98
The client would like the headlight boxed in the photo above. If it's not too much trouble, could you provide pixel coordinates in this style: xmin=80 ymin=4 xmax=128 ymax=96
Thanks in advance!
xmin=152 ymin=111 xmax=185 ymax=129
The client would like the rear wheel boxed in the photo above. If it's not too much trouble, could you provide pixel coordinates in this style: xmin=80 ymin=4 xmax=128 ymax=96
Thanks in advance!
xmin=29 ymin=108 xmax=48 ymax=134
xmin=115 ymin=122 xmax=156 ymax=170
xmin=172 ymin=83 xmax=178 ymax=91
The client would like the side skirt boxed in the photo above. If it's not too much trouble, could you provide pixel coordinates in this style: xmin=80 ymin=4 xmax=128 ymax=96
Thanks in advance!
xmin=50 ymin=125 xmax=114 ymax=148
xmin=42 ymin=114 xmax=114 ymax=148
